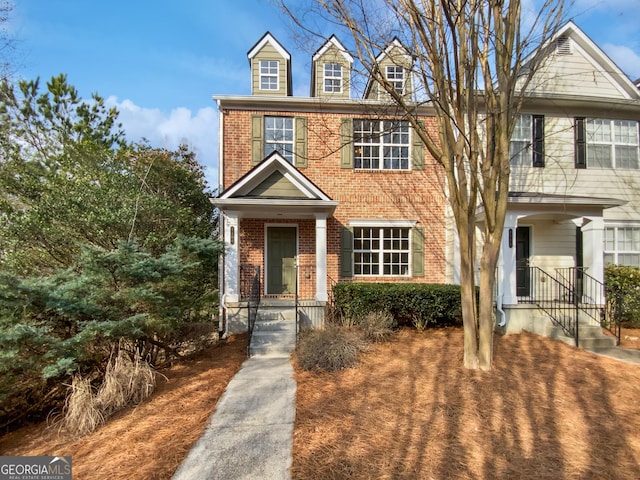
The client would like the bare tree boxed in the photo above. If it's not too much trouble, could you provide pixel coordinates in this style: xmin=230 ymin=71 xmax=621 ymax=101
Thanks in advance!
xmin=0 ymin=0 xmax=15 ymax=81
xmin=281 ymin=0 xmax=565 ymax=370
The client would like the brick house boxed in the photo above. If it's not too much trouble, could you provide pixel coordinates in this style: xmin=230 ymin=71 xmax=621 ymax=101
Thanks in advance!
xmin=214 ymin=32 xmax=447 ymax=335
xmin=214 ymin=24 xmax=640 ymax=350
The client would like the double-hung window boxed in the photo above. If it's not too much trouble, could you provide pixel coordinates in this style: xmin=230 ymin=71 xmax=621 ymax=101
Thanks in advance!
xmin=324 ymin=63 xmax=342 ymax=93
xmin=259 ymin=60 xmax=279 ymax=90
xmin=509 ymin=114 xmax=545 ymax=167
xmin=264 ymin=116 xmax=294 ymax=162
xmin=604 ymin=226 xmax=640 ymax=267
xmin=386 ymin=66 xmax=404 ymax=95
xmin=354 ymin=227 xmax=410 ymax=276
xmin=577 ymin=118 xmax=639 ymax=169
xmin=353 ymin=119 xmax=410 ymax=170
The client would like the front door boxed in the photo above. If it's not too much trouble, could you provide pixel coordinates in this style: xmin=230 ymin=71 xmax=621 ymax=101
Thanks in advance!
xmin=516 ymin=226 xmax=531 ymax=297
xmin=266 ymin=227 xmax=297 ymax=295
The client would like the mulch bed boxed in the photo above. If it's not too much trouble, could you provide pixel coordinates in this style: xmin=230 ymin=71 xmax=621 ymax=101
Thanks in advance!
xmin=292 ymin=327 xmax=640 ymax=479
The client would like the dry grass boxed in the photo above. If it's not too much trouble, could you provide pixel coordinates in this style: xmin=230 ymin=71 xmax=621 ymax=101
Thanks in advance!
xmin=0 ymin=333 xmax=248 ymax=480
xmin=2 ymin=328 xmax=640 ymax=480
xmin=292 ymin=327 xmax=640 ymax=480
xmin=60 ymin=376 xmax=105 ymax=437
xmin=57 ymin=350 xmax=157 ymax=436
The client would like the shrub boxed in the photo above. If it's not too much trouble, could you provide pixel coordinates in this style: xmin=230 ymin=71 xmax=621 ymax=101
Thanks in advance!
xmin=605 ymin=265 xmax=640 ymax=327
xmin=357 ymin=311 xmax=396 ymax=342
xmin=333 ymin=283 xmax=463 ymax=328
xmin=296 ymin=326 xmax=365 ymax=372
xmin=59 ymin=350 xmax=156 ymax=436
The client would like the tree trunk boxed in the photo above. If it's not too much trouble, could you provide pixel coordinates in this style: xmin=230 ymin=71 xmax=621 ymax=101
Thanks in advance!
xmin=458 ymin=217 xmax=479 ymax=369
xmin=478 ymin=231 xmax=501 ymax=370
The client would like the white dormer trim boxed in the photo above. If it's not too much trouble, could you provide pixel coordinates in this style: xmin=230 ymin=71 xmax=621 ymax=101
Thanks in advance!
xmin=248 ymin=32 xmax=291 ymax=61
xmin=219 ymin=152 xmax=332 ymax=201
xmin=375 ymin=37 xmax=412 ymax=63
xmin=312 ymin=35 xmax=354 ymax=63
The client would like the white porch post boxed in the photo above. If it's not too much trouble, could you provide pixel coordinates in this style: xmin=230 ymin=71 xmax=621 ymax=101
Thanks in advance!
xmin=315 ymin=213 xmax=328 ymax=302
xmin=223 ymin=211 xmax=240 ymax=303
xmin=582 ymin=216 xmax=605 ymax=284
xmin=501 ymin=212 xmax=518 ymax=305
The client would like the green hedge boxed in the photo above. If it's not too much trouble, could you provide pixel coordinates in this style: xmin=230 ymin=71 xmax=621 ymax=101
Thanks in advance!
xmin=605 ymin=265 xmax=640 ymax=326
xmin=333 ymin=282 xmax=462 ymax=329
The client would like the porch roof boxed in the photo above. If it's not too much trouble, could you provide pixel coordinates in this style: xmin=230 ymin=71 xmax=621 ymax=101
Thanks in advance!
xmin=475 ymin=192 xmax=626 ymax=222
xmin=213 ymin=152 xmax=338 ymax=219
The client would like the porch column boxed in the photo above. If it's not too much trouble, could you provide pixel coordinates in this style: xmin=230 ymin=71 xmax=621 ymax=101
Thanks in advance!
xmin=223 ymin=211 xmax=240 ymax=303
xmin=582 ymin=216 xmax=605 ymax=284
xmin=315 ymin=213 xmax=328 ymax=302
xmin=501 ymin=212 xmax=518 ymax=305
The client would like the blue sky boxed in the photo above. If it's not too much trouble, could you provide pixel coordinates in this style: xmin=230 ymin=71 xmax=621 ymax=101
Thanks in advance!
xmin=10 ymin=0 xmax=640 ymax=189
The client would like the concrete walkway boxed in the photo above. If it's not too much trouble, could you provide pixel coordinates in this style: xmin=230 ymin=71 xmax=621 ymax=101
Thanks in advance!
xmin=172 ymin=355 xmax=296 ymax=480
xmin=587 ymin=345 xmax=640 ymax=365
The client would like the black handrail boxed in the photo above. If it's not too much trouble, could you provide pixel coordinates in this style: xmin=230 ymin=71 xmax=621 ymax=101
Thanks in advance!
xmin=518 ymin=266 xmax=579 ymax=345
xmin=247 ymin=266 xmax=261 ymax=356
xmin=556 ymin=267 xmax=620 ymax=345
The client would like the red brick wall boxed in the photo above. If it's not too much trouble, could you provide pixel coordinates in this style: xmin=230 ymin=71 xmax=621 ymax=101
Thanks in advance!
xmin=222 ymin=108 xmax=447 ymax=298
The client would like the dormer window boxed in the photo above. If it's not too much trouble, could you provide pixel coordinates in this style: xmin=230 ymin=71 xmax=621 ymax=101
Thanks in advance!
xmin=324 ymin=63 xmax=342 ymax=93
xmin=386 ymin=66 xmax=404 ymax=94
xmin=260 ymin=60 xmax=279 ymax=90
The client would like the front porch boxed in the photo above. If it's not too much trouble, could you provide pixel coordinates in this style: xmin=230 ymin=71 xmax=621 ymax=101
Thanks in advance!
xmin=214 ymin=153 xmax=338 ymax=335
xmin=495 ymin=193 xmax=625 ymax=345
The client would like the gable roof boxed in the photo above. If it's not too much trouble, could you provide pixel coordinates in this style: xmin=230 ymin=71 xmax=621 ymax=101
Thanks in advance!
xmin=312 ymin=35 xmax=354 ymax=63
xmin=523 ymin=21 xmax=640 ymax=100
xmin=247 ymin=31 xmax=291 ymax=62
xmin=215 ymin=152 xmax=337 ymax=219
xmin=310 ymin=35 xmax=353 ymax=97
xmin=363 ymin=37 xmax=412 ymax=99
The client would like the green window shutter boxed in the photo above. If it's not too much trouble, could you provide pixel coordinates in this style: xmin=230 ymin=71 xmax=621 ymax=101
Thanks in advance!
xmin=294 ymin=116 xmax=308 ymax=168
xmin=412 ymin=227 xmax=425 ymax=277
xmin=340 ymin=226 xmax=354 ymax=277
xmin=532 ymin=115 xmax=545 ymax=168
xmin=575 ymin=117 xmax=586 ymax=169
xmin=341 ymin=118 xmax=353 ymax=169
xmin=412 ymin=120 xmax=425 ymax=170
xmin=251 ymin=115 xmax=264 ymax=165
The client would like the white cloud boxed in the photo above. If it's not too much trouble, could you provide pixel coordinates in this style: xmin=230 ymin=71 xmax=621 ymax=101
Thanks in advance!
xmin=106 ymin=97 xmax=219 ymax=189
xmin=602 ymin=43 xmax=640 ymax=81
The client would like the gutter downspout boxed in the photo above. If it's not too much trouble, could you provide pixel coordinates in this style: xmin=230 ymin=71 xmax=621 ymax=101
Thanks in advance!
xmin=216 ymin=98 xmax=228 ymax=340
xmin=496 ymin=257 xmax=507 ymax=328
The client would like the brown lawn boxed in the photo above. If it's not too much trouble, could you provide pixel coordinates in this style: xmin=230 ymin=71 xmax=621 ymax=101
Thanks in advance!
xmin=1 ymin=328 xmax=640 ymax=480
xmin=292 ymin=328 xmax=640 ymax=480
xmin=0 ymin=334 xmax=248 ymax=480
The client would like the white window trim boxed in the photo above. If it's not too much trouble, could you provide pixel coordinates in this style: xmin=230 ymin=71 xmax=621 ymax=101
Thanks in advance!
xmin=385 ymin=65 xmax=405 ymax=95
xmin=349 ymin=219 xmax=417 ymax=228
xmin=264 ymin=116 xmax=294 ymax=163
xmin=259 ymin=60 xmax=279 ymax=91
xmin=353 ymin=119 xmax=411 ymax=171
xmin=353 ymin=225 xmax=412 ymax=277
xmin=604 ymin=224 xmax=640 ymax=266
xmin=323 ymin=63 xmax=342 ymax=93
xmin=587 ymin=119 xmax=639 ymax=169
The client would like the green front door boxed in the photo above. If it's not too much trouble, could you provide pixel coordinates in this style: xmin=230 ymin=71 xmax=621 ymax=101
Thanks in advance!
xmin=267 ymin=227 xmax=297 ymax=295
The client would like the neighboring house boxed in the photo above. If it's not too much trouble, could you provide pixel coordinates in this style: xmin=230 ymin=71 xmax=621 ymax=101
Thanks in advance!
xmin=213 ymin=24 xmax=640 ymax=344
xmin=493 ymin=21 xmax=640 ymax=337
xmin=214 ymin=32 xmax=446 ymax=333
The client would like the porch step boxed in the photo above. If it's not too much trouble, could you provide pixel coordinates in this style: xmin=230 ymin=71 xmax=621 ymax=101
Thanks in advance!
xmin=249 ymin=307 xmax=297 ymax=357
xmin=546 ymin=323 xmax=617 ymax=350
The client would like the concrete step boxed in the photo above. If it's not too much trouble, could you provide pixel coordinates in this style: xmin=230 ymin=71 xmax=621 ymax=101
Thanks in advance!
xmin=250 ymin=307 xmax=297 ymax=357
xmin=554 ymin=333 xmax=617 ymax=350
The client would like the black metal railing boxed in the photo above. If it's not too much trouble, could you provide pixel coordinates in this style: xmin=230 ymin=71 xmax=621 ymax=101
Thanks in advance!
xmin=518 ymin=266 xmax=579 ymax=345
xmin=247 ymin=266 xmax=261 ymax=356
xmin=556 ymin=267 xmax=620 ymax=344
